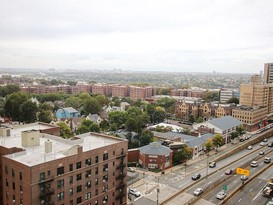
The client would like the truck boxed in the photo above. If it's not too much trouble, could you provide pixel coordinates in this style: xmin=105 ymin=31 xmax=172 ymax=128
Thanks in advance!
xmin=262 ymin=183 xmax=273 ymax=197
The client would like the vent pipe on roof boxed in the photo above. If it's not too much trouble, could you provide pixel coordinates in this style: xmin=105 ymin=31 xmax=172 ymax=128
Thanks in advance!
xmin=45 ymin=140 xmax=52 ymax=153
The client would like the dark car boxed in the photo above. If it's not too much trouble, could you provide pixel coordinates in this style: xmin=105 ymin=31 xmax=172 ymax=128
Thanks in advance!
xmin=209 ymin=161 xmax=216 ymax=168
xmin=225 ymin=169 xmax=233 ymax=175
xmin=192 ymin=173 xmax=201 ymax=180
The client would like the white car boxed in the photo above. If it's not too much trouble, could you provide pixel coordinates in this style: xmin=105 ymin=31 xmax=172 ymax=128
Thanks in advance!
xmin=128 ymin=167 xmax=136 ymax=172
xmin=247 ymin=145 xmax=253 ymax=150
xmin=128 ymin=188 xmax=141 ymax=197
xmin=194 ymin=188 xmax=204 ymax=196
xmin=250 ymin=161 xmax=258 ymax=167
xmin=260 ymin=142 xmax=267 ymax=146
xmin=216 ymin=190 xmax=227 ymax=200
xmin=240 ymin=175 xmax=248 ymax=181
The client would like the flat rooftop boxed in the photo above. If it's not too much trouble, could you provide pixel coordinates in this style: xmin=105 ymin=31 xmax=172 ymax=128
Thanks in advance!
xmin=0 ymin=124 xmax=125 ymax=167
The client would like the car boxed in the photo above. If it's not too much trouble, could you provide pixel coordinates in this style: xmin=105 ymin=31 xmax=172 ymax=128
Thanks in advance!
xmin=247 ymin=145 xmax=253 ymax=150
xmin=239 ymin=138 xmax=245 ymax=142
xmin=268 ymin=142 xmax=273 ymax=147
xmin=193 ymin=188 xmax=204 ymax=196
xmin=267 ymin=200 xmax=273 ymax=205
xmin=250 ymin=161 xmax=258 ymax=167
xmin=263 ymin=138 xmax=268 ymax=142
xmin=216 ymin=190 xmax=227 ymax=200
xmin=192 ymin=173 xmax=201 ymax=180
xmin=225 ymin=169 xmax=233 ymax=175
xmin=240 ymin=175 xmax=248 ymax=181
xmin=128 ymin=167 xmax=136 ymax=172
xmin=259 ymin=151 xmax=265 ymax=155
xmin=260 ymin=142 xmax=267 ymax=146
xmin=264 ymin=157 xmax=271 ymax=163
xmin=128 ymin=188 xmax=141 ymax=197
xmin=209 ymin=161 xmax=216 ymax=168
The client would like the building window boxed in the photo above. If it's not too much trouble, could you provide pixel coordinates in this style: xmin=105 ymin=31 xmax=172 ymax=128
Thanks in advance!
xmin=6 ymin=179 xmax=8 ymax=187
xmin=76 ymin=197 xmax=82 ymax=204
xmin=113 ymin=151 xmax=115 ymax=155
xmin=69 ymin=164 xmax=73 ymax=172
xmin=40 ymin=172 xmax=45 ymax=180
xmin=20 ymin=185 xmax=22 ymax=193
xmin=48 ymin=170 xmax=51 ymax=176
xmin=85 ymin=192 xmax=91 ymax=200
xmin=5 ymin=166 xmax=8 ymax=174
xmin=69 ymin=176 xmax=73 ymax=184
xmin=103 ymin=164 xmax=108 ymax=172
xmin=69 ymin=188 xmax=73 ymax=196
xmin=57 ymin=179 xmax=65 ymax=188
xmin=57 ymin=167 xmax=64 ymax=176
xmin=86 ymin=170 xmax=91 ymax=178
xmin=85 ymin=158 xmax=91 ymax=166
xmin=95 ymin=178 xmax=98 ymax=185
xmin=95 ymin=156 xmax=99 ymax=163
xmin=95 ymin=189 xmax=98 ymax=196
xmin=19 ymin=172 xmax=22 ymax=180
xmin=95 ymin=167 xmax=98 ymax=175
xmin=103 ymin=153 xmax=108 ymax=161
xmin=76 ymin=185 xmax=82 ymax=193
xmin=70 ymin=200 xmax=73 ymax=205
xmin=76 ymin=174 xmax=82 ymax=181
xmin=12 ymin=169 xmax=15 ymax=177
xmin=86 ymin=181 xmax=91 ymax=189
xmin=57 ymin=192 xmax=64 ymax=201
xmin=76 ymin=162 xmax=81 ymax=169
xmin=12 ymin=182 xmax=15 ymax=190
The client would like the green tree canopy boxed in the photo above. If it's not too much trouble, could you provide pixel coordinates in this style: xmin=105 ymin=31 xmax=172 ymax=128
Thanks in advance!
xmin=4 ymin=92 xmax=28 ymax=121
xmin=227 ymin=97 xmax=239 ymax=104
xmin=108 ymin=111 xmax=128 ymax=129
xmin=20 ymin=100 xmax=38 ymax=123
xmin=139 ymin=129 xmax=154 ymax=146
xmin=212 ymin=134 xmax=225 ymax=147
xmin=57 ymin=121 xmax=74 ymax=139
xmin=82 ymin=98 xmax=101 ymax=115
xmin=230 ymin=131 xmax=239 ymax=140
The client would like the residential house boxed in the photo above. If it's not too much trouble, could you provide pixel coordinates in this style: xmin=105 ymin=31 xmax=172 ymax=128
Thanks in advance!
xmin=86 ymin=114 xmax=102 ymax=125
xmin=55 ymin=107 xmax=81 ymax=120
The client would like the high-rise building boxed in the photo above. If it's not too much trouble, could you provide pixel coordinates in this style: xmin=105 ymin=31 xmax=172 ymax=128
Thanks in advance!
xmin=0 ymin=123 xmax=128 ymax=205
xmin=264 ymin=63 xmax=273 ymax=83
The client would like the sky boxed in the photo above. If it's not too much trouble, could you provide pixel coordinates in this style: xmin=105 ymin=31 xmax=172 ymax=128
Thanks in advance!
xmin=0 ymin=0 xmax=273 ymax=73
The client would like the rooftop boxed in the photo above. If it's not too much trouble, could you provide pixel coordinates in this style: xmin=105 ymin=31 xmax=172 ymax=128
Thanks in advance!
xmin=0 ymin=124 xmax=125 ymax=167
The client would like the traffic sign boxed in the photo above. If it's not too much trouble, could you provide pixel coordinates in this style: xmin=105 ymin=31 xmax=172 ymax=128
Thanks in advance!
xmin=223 ymin=184 xmax=227 ymax=191
xmin=236 ymin=167 xmax=250 ymax=176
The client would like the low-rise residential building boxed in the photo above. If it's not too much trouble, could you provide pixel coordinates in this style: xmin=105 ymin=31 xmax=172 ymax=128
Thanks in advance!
xmin=0 ymin=123 xmax=128 ymax=205
xmin=232 ymin=105 xmax=268 ymax=131
xmin=55 ymin=107 xmax=81 ymax=120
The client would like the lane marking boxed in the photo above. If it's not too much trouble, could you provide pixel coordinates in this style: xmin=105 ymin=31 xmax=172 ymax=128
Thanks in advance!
xmin=238 ymin=198 xmax=242 ymax=203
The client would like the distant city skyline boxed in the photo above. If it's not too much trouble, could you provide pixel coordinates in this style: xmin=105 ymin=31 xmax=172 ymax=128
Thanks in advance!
xmin=0 ymin=0 xmax=273 ymax=73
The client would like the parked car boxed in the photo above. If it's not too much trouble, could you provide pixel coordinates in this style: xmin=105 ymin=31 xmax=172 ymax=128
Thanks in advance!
xmin=192 ymin=173 xmax=201 ymax=180
xmin=225 ymin=169 xmax=233 ymax=175
xmin=128 ymin=188 xmax=141 ymax=197
xmin=259 ymin=151 xmax=265 ymax=155
xmin=268 ymin=142 xmax=273 ymax=147
xmin=216 ymin=190 xmax=227 ymax=200
xmin=240 ymin=175 xmax=248 ymax=181
xmin=247 ymin=145 xmax=253 ymax=150
xmin=260 ymin=142 xmax=267 ymax=146
xmin=193 ymin=188 xmax=204 ymax=196
xmin=264 ymin=157 xmax=271 ymax=164
xmin=250 ymin=161 xmax=258 ymax=167
xmin=209 ymin=161 xmax=216 ymax=168
xmin=263 ymin=138 xmax=268 ymax=142
xmin=128 ymin=167 xmax=136 ymax=172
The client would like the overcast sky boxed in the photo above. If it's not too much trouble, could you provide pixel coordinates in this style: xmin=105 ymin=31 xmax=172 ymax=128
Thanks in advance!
xmin=0 ymin=0 xmax=273 ymax=73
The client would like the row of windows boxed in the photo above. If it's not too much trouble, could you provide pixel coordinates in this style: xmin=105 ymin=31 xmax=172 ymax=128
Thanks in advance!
xmin=5 ymin=167 xmax=23 ymax=180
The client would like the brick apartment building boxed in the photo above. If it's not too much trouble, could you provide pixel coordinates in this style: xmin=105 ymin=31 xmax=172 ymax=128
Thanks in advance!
xmin=0 ymin=123 xmax=128 ymax=205
xmin=111 ymin=85 xmax=129 ymax=98
xmin=91 ymin=84 xmax=112 ymax=96
xmin=129 ymin=86 xmax=156 ymax=99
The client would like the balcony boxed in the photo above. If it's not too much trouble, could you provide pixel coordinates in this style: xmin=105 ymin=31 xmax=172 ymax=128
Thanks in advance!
xmin=116 ymin=163 xmax=126 ymax=170
xmin=116 ymin=172 xmax=126 ymax=180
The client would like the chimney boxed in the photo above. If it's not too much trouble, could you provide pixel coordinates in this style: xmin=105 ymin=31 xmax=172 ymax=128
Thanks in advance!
xmin=45 ymin=140 xmax=52 ymax=154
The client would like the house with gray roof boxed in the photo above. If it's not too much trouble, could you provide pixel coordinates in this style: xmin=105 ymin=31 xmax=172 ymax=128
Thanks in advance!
xmin=55 ymin=107 xmax=81 ymax=120
xmin=192 ymin=116 xmax=242 ymax=140
xmin=86 ymin=114 xmax=102 ymax=125
xmin=138 ymin=142 xmax=173 ymax=170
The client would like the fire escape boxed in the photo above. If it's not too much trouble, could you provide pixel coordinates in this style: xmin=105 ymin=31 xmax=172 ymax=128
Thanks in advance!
xmin=39 ymin=176 xmax=54 ymax=205
xmin=116 ymin=149 xmax=126 ymax=204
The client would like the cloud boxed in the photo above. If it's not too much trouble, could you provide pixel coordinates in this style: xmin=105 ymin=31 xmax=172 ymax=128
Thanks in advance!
xmin=0 ymin=0 xmax=273 ymax=73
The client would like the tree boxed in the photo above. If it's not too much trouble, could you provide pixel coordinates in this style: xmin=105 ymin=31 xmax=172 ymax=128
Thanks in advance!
xmin=204 ymin=140 xmax=214 ymax=153
xmin=38 ymin=110 xmax=53 ymax=123
xmin=156 ymin=97 xmax=176 ymax=113
xmin=172 ymin=144 xmax=192 ymax=165
xmin=82 ymin=98 xmax=101 ymax=115
xmin=4 ymin=92 xmax=28 ymax=121
xmin=65 ymin=96 xmax=82 ymax=109
xmin=153 ymin=106 xmax=166 ymax=123
xmin=139 ymin=129 xmax=154 ymax=146
xmin=182 ymin=127 xmax=191 ymax=135
xmin=188 ymin=114 xmax=195 ymax=123
xmin=227 ymin=97 xmax=239 ymax=104
xmin=236 ymin=125 xmax=245 ymax=136
xmin=212 ymin=134 xmax=225 ymax=147
xmin=95 ymin=95 xmax=109 ymax=106
xmin=230 ymin=131 xmax=239 ymax=140
xmin=196 ymin=117 xmax=204 ymax=123
xmin=0 ymin=84 xmax=20 ymax=97
xmin=108 ymin=111 xmax=128 ymax=129
xmin=76 ymin=119 xmax=101 ymax=134
xmin=20 ymin=100 xmax=38 ymax=123
xmin=202 ymin=90 xmax=219 ymax=102
xmin=57 ymin=121 xmax=74 ymax=139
